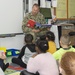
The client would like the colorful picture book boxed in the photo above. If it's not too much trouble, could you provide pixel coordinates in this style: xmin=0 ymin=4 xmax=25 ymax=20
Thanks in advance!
xmin=27 ymin=19 xmax=36 ymax=28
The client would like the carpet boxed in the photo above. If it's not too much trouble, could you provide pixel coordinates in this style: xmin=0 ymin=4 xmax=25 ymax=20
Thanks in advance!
xmin=5 ymin=68 xmax=16 ymax=75
xmin=5 ymin=63 xmax=24 ymax=75
xmin=5 ymin=68 xmax=21 ymax=75
xmin=8 ymin=72 xmax=20 ymax=75
xmin=8 ymin=63 xmax=24 ymax=71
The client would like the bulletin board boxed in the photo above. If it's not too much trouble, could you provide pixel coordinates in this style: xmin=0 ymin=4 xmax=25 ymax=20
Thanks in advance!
xmin=55 ymin=0 xmax=75 ymax=20
xmin=68 ymin=0 xmax=75 ymax=18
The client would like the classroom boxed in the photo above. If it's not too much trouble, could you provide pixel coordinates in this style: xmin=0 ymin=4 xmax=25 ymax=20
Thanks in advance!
xmin=0 ymin=0 xmax=75 ymax=75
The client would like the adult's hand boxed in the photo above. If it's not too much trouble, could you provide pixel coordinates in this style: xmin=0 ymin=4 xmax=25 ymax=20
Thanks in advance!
xmin=32 ymin=29 xmax=40 ymax=33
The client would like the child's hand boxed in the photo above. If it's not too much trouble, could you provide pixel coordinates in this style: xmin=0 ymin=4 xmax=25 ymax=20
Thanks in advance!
xmin=1 ymin=55 xmax=6 ymax=60
xmin=0 ymin=52 xmax=6 ymax=59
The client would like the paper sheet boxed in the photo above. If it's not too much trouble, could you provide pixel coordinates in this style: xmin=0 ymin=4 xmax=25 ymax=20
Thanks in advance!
xmin=40 ymin=0 xmax=46 ymax=7
xmin=56 ymin=0 xmax=67 ymax=18
xmin=52 ymin=0 xmax=57 ymax=7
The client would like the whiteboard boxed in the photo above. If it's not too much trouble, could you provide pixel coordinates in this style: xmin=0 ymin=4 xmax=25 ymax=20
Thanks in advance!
xmin=0 ymin=0 xmax=23 ymax=34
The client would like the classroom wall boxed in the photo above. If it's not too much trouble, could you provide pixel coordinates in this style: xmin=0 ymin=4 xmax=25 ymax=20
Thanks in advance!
xmin=0 ymin=35 xmax=25 ymax=49
xmin=0 ymin=0 xmax=24 ymax=49
xmin=0 ymin=0 xmax=58 ymax=49
xmin=0 ymin=0 xmax=23 ymax=34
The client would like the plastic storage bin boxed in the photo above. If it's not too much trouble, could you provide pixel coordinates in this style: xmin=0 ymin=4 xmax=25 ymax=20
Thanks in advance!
xmin=6 ymin=49 xmax=20 ymax=57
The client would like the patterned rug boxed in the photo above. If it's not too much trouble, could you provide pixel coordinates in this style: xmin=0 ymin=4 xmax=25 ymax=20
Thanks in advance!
xmin=5 ymin=68 xmax=20 ymax=75
xmin=5 ymin=68 xmax=17 ymax=75
xmin=8 ymin=72 xmax=20 ymax=75
xmin=4 ymin=63 xmax=24 ymax=75
xmin=8 ymin=63 xmax=24 ymax=71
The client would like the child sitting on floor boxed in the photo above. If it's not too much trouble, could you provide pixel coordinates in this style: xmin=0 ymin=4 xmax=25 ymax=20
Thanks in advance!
xmin=59 ymin=52 xmax=75 ymax=75
xmin=46 ymin=31 xmax=56 ymax=54
xmin=25 ymin=39 xmax=59 ymax=75
xmin=0 ymin=51 xmax=9 ymax=71
xmin=53 ymin=34 xmax=75 ymax=60
xmin=12 ymin=34 xmax=36 ymax=68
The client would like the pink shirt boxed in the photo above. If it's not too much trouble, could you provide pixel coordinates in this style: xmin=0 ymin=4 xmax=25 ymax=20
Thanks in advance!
xmin=27 ymin=52 xmax=59 ymax=75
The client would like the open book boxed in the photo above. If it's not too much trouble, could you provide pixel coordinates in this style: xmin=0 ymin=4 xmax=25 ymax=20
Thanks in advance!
xmin=35 ymin=22 xmax=52 ymax=29
xmin=27 ymin=20 xmax=52 ymax=29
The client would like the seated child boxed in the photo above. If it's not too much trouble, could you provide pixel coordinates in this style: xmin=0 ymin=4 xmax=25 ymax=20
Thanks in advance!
xmin=46 ymin=31 xmax=56 ymax=54
xmin=12 ymin=34 xmax=36 ymax=68
xmin=53 ymin=34 xmax=75 ymax=60
xmin=26 ymin=39 xmax=59 ymax=75
xmin=0 ymin=51 xmax=9 ymax=71
xmin=59 ymin=52 xmax=75 ymax=75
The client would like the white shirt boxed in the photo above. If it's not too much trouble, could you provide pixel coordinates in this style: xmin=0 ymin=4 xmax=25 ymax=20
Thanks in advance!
xmin=22 ymin=47 xmax=36 ymax=64
xmin=27 ymin=52 xmax=59 ymax=75
xmin=0 ymin=68 xmax=4 ymax=75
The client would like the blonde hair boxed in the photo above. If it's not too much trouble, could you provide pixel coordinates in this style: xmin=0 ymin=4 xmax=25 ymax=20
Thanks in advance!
xmin=60 ymin=52 xmax=75 ymax=75
xmin=60 ymin=35 xmax=71 ymax=46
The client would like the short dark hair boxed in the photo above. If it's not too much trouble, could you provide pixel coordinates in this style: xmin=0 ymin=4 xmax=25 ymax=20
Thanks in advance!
xmin=24 ymin=34 xmax=33 ymax=43
xmin=40 ymin=34 xmax=46 ymax=40
xmin=46 ymin=31 xmax=55 ymax=41
xmin=32 ymin=3 xmax=40 ymax=9
xmin=36 ymin=39 xmax=49 ymax=53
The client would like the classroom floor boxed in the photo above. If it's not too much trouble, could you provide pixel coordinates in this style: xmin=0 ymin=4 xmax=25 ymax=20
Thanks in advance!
xmin=4 ymin=56 xmax=24 ymax=75
xmin=5 ymin=68 xmax=17 ymax=75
